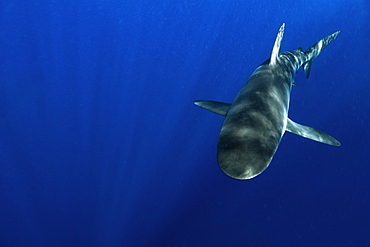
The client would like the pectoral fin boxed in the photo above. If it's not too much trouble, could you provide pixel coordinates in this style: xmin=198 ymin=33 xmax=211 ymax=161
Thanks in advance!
xmin=194 ymin=100 xmax=230 ymax=116
xmin=286 ymin=118 xmax=340 ymax=146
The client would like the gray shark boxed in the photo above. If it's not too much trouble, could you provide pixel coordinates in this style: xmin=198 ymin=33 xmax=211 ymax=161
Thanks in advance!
xmin=194 ymin=23 xmax=341 ymax=180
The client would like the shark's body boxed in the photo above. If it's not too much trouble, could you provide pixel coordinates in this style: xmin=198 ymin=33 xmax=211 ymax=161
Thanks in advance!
xmin=194 ymin=24 xmax=340 ymax=180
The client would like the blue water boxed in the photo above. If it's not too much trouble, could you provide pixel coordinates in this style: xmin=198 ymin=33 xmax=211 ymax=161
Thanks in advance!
xmin=0 ymin=1 xmax=369 ymax=246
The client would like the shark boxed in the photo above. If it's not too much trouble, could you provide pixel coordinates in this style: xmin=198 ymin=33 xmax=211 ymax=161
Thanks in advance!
xmin=194 ymin=23 xmax=341 ymax=180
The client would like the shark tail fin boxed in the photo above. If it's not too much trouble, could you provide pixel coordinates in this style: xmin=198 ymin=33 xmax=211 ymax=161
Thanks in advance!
xmin=270 ymin=23 xmax=285 ymax=65
xmin=303 ymin=30 xmax=341 ymax=78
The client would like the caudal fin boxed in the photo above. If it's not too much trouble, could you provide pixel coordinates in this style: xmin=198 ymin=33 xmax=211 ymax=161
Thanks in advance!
xmin=303 ymin=30 xmax=341 ymax=78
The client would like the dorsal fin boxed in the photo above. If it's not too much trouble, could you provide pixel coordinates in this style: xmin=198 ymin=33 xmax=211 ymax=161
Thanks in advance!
xmin=270 ymin=23 xmax=285 ymax=65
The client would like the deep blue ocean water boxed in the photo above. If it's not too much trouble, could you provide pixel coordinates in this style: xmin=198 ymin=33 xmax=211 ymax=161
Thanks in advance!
xmin=0 ymin=1 xmax=369 ymax=246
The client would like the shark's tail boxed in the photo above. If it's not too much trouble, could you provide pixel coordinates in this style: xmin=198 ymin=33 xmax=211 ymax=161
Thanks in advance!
xmin=303 ymin=30 xmax=341 ymax=78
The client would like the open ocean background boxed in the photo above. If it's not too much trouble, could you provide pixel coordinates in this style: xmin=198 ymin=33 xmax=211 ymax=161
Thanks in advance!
xmin=0 ymin=1 xmax=369 ymax=246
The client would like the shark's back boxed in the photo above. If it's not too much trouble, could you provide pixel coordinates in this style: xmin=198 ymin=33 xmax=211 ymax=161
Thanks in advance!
xmin=217 ymin=64 xmax=290 ymax=179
